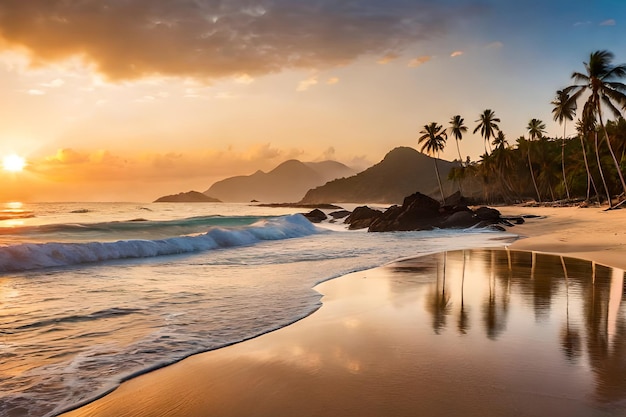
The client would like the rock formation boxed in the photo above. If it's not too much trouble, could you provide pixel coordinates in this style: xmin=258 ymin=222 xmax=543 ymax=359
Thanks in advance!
xmin=154 ymin=191 xmax=221 ymax=203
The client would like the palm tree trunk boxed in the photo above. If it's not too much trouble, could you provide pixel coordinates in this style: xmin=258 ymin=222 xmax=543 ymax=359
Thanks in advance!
xmin=580 ymin=133 xmax=599 ymax=202
xmin=434 ymin=157 xmax=446 ymax=205
xmin=527 ymin=146 xmax=541 ymax=202
xmin=455 ymin=139 xmax=464 ymax=194
xmin=595 ymin=130 xmax=613 ymax=208
xmin=562 ymin=122 xmax=570 ymax=200
xmin=597 ymin=104 xmax=626 ymax=197
xmin=548 ymin=181 xmax=556 ymax=201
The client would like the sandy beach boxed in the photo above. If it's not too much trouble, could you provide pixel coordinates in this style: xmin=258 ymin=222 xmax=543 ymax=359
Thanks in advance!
xmin=61 ymin=205 xmax=626 ymax=417
xmin=499 ymin=205 xmax=626 ymax=271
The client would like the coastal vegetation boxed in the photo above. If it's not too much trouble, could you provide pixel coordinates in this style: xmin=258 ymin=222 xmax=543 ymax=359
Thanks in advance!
xmin=438 ymin=50 xmax=626 ymax=205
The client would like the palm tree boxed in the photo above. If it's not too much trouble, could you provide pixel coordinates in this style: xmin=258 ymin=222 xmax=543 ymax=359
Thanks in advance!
xmin=526 ymin=118 xmax=546 ymax=202
xmin=448 ymin=115 xmax=467 ymax=194
xmin=551 ymin=90 xmax=576 ymax=199
xmin=583 ymin=100 xmax=612 ymax=206
xmin=576 ymin=113 xmax=601 ymax=202
xmin=473 ymin=109 xmax=500 ymax=154
xmin=492 ymin=130 xmax=507 ymax=150
xmin=448 ymin=115 xmax=468 ymax=165
xmin=566 ymin=50 xmax=626 ymax=199
xmin=491 ymin=131 xmax=518 ymax=201
xmin=419 ymin=122 xmax=448 ymax=204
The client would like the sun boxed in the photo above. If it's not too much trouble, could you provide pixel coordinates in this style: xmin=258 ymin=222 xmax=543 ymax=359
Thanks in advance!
xmin=2 ymin=154 xmax=26 ymax=172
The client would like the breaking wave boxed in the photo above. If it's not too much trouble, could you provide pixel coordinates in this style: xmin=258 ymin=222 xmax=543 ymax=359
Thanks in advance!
xmin=0 ymin=214 xmax=319 ymax=272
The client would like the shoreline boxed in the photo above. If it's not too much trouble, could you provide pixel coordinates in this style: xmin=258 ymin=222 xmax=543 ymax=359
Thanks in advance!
xmin=498 ymin=205 xmax=626 ymax=270
xmin=61 ymin=205 xmax=626 ymax=417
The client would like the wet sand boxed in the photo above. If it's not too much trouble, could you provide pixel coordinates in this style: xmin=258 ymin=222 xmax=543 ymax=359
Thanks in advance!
xmin=61 ymin=206 xmax=626 ymax=417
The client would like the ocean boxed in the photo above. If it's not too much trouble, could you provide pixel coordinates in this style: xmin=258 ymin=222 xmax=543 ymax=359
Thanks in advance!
xmin=0 ymin=202 xmax=517 ymax=417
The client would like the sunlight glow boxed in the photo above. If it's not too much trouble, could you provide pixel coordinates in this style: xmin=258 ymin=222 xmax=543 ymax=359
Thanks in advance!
xmin=2 ymin=154 xmax=26 ymax=172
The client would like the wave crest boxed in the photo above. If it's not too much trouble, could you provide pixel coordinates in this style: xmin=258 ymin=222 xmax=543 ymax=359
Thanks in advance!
xmin=0 ymin=214 xmax=318 ymax=272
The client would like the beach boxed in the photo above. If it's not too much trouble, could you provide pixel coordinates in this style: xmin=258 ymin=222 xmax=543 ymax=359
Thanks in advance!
xmin=499 ymin=206 xmax=626 ymax=271
xmin=60 ymin=205 xmax=626 ymax=417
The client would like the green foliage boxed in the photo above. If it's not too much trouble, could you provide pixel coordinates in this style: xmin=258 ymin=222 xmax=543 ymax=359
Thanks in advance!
xmin=459 ymin=117 xmax=626 ymax=203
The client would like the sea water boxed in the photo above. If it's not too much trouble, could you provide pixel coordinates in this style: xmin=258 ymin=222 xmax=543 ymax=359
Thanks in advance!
xmin=0 ymin=202 xmax=516 ymax=417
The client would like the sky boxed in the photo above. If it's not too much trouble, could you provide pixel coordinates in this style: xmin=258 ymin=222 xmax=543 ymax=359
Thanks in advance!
xmin=1 ymin=0 xmax=625 ymax=202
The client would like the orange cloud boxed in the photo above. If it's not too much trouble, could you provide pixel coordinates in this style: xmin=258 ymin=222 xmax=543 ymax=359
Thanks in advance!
xmin=0 ymin=1 xmax=470 ymax=81
xmin=450 ymin=51 xmax=464 ymax=57
xmin=408 ymin=56 xmax=432 ymax=67
xmin=377 ymin=53 xmax=400 ymax=64
xmin=30 ymin=144 xmax=302 ymax=184
xmin=297 ymin=76 xmax=318 ymax=92
xmin=46 ymin=148 xmax=90 ymax=164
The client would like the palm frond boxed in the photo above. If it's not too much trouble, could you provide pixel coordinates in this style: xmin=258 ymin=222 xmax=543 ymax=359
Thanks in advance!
xmin=601 ymin=94 xmax=623 ymax=118
xmin=605 ymin=81 xmax=626 ymax=93
xmin=571 ymin=72 xmax=589 ymax=83
xmin=604 ymin=64 xmax=626 ymax=79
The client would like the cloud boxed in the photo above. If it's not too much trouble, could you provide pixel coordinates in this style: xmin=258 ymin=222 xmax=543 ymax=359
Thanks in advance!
xmin=321 ymin=146 xmax=336 ymax=160
xmin=485 ymin=41 xmax=503 ymax=49
xmin=348 ymin=155 xmax=373 ymax=172
xmin=297 ymin=76 xmax=318 ymax=92
xmin=408 ymin=55 xmax=432 ymax=67
xmin=234 ymin=74 xmax=254 ymax=84
xmin=32 ymin=143 xmax=294 ymax=183
xmin=46 ymin=148 xmax=90 ymax=164
xmin=574 ymin=21 xmax=592 ymax=27
xmin=326 ymin=77 xmax=339 ymax=85
xmin=41 ymin=78 xmax=65 ymax=88
xmin=377 ymin=53 xmax=400 ymax=64
xmin=450 ymin=50 xmax=463 ymax=57
xmin=600 ymin=19 xmax=616 ymax=26
xmin=0 ymin=1 xmax=474 ymax=81
xmin=27 ymin=89 xmax=45 ymax=95
xmin=245 ymin=143 xmax=282 ymax=160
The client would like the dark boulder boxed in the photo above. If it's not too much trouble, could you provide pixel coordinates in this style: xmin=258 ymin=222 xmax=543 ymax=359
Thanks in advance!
xmin=369 ymin=192 xmax=442 ymax=232
xmin=474 ymin=206 xmax=501 ymax=221
xmin=502 ymin=216 xmax=525 ymax=224
xmin=329 ymin=210 xmax=351 ymax=219
xmin=402 ymin=192 xmax=441 ymax=213
xmin=440 ymin=210 xmax=477 ymax=228
xmin=443 ymin=190 xmax=474 ymax=207
xmin=303 ymin=209 xmax=327 ymax=223
xmin=344 ymin=206 xmax=383 ymax=230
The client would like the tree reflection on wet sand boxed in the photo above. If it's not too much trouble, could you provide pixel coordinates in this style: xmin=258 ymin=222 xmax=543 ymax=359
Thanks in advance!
xmin=390 ymin=249 xmax=625 ymax=409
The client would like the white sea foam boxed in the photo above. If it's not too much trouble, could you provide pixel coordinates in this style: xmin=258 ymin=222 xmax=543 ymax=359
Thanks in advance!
xmin=0 ymin=214 xmax=318 ymax=272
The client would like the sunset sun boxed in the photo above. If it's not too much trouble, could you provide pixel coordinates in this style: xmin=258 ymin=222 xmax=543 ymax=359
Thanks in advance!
xmin=2 ymin=154 xmax=26 ymax=172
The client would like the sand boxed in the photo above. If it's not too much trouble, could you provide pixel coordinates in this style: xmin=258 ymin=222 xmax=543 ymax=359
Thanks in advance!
xmin=499 ymin=206 xmax=626 ymax=270
xmin=61 ymin=206 xmax=626 ymax=417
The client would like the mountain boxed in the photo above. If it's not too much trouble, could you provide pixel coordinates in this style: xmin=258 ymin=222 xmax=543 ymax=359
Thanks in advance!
xmin=299 ymin=147 xmax=464 ymax=205
xmin=154 ymin=191 xmax=221 ymax=203
xmin=204 ymin=159 xmax=355 ymax=203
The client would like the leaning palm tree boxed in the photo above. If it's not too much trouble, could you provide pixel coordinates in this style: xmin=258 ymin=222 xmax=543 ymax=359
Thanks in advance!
xmin=419 ymin=122 xmax=448 ymax=204
xmin=583 ymin=100 xmax=612 ymax=206
xmin=565 ymin=50 xmax=626 ymax=198
xmin=526 ymin=118 xmax=546 ymax=202
xmin=575 ymin=116 xmax=600 ymax=202
xmin=473 ymin=109 xmax=500 ymax=154
xmin=551 ymin=90 xmax=576 ymax=199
